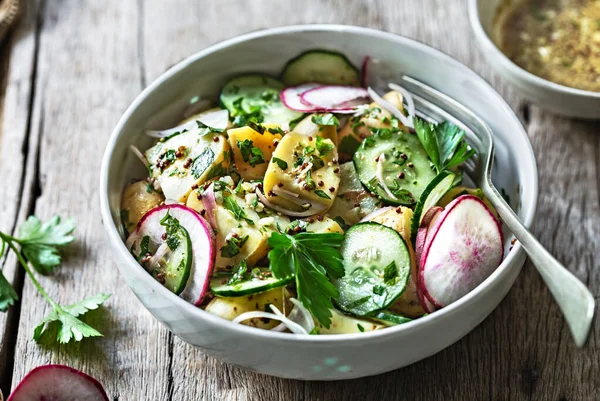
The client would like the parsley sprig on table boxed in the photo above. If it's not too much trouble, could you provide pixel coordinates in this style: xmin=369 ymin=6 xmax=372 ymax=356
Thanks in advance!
xmin=0 ymin=215 xmax=110 ymax=344
xmin=413 ymin=117 xmax=476 ymax=173
xmin=267 ymin=232 xmax=344 ymax=328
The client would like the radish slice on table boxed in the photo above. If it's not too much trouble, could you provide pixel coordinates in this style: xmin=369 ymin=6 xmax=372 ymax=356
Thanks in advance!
xmin=419 ymin=195 xmax=504 ymax=307
xmin=128 ymin=204 xmax=215 ymax=305
xmin=415 ymin=206 xmax=443 ymax=263
xmin=145 ymin=109 xmax=229 ymax=138
xmin=280 ymin=83 xmax=321 ymax=112
xmin=300 ymin=85 xmax=369 ymax=110
xmin=7 ymin=364 xmax=109 ymax=401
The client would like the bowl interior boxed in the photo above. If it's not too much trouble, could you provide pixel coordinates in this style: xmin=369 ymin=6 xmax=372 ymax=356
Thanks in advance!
xmin=101 ymin=25 xmax=537 ymax=340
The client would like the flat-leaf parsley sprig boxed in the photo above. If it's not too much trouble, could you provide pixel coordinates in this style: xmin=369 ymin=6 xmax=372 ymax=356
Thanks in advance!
xmin=267 ymin=231 xmax=344 ymax=328
xmin=0 ymin=215 xmax=110 ymax=344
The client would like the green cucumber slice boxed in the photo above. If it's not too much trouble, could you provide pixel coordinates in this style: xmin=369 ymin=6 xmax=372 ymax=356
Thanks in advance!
xmin=353 ymin=129 xmax=437 ymax=206
xmin=281 ymin=50 xmax=360 ymax=86
xmin=148 ymin=226 xmax=192 ymax=295
xmin=334 ymin=222 xmax=411 ymax=316
xmin=370 ymin=311 xmax=412 ymax=326
xmin=410 ymin=171 xmax=456 ymax=243
xmin=220 ymin=74 xmax=303 ymax=127
xmin=210 ymin=268 xmax=293 ymax=297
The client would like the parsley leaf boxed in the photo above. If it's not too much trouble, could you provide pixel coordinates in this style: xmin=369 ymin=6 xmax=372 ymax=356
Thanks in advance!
xmin=222 ymin=195 xmax=255 ymax=226
xmin=267 ymin=232 xmax=344 ymax=327
xmin=237 ymin=139 xmax=265 ymax=167
xmin=159 ymin=211 xmax=182 ymax=250
xmin=272 ymin=157 xmax=288 ymax=170
xmin=227 ymin=261 xmax=248 ymax=285
xmin=311 ymin=113 xmax=340 ymax=127
xmin=413 ymin=117 xmax=475 ymax=173
xmin=0 ymin=270 xmax=18 ymax=312
xmin=315 ymin=136 xmax=334 ymax=156
xmin=220 ymin=235 xmax=249 ymax=258
xmin=383 ymin=261 xmax=398 ymax=284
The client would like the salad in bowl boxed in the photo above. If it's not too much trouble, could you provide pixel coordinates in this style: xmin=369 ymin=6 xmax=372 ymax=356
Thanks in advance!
xmin=120 ymin=49 xmax=504 ymax=335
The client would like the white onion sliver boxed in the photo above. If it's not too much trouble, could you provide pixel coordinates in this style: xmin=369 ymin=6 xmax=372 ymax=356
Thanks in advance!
xmin=367 ymin=87 xmax=412 ymax=128
xmin=388 ymin=83 xmax=416 ymax=122
xmin=301 ymin=86 xmax=369 ymax=109
xmin=256 ymin=189 xmax=327 ymax=218
xmin=376 ymin=153 xmax=399 ymax=201
xmin=197 ymin=109 xmax=229 ymax=131
xmin=268 ymin=304 xmax=309 ymax=335
xmin=232 ymin=311 xmax=282 ymax=324
xmin=146 ymin=241 xmax=169 ymax=271
xmin=288 ymin=298 xmax=315 ymax=333
xmin=359 ymin=206 xmax=395 ymax=223
xmin=129 ymin=145 xmax=149 ymax=167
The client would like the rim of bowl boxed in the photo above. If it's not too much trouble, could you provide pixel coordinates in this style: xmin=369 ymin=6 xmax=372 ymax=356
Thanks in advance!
xmin=467 ymin=0 xmax=600 ymax=99
xmin=100 ymin=24 xmax=538 ymax=344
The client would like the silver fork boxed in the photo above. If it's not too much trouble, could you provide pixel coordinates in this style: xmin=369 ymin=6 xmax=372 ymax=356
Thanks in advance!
xmin=400 ymin=75 xmax=595 ymax=347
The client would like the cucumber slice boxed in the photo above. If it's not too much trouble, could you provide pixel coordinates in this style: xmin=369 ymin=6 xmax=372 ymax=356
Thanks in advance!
xmin=210 ymin=268 xmax=293 ymax=297
xmin=334 ymin=222 xmax=411 ymax=316
xmin=370 ymin=311 xmax=412 ymax=326
xmin=220 ymin=74 xmax=303 ymax=128
xmin=353 ymin=129 xmax=437 ymax=205
xmin=281 ymin=50 xmax=360 ymax=86
xmin=410 ymin=171 xmax=456 ymax=243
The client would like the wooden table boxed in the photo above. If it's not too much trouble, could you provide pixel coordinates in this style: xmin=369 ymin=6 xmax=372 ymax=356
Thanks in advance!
xmin=0 ymin=0 xmax=598 ymax=400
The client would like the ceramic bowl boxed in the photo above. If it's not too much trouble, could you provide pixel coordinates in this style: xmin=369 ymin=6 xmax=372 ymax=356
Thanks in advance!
xmin=100 ymin=25 xmax=538 ymax=380
xmin=468 ymin=0 xmax=600 ymax=119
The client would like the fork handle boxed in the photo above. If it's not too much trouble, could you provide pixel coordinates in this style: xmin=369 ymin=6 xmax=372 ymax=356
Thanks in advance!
xmin=481 ymin=182 xmax=595 ymax=347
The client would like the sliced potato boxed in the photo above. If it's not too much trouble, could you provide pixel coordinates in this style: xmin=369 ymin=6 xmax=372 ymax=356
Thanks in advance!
xmin=337 ymin=90 xmax=407 ymax=161
xmin=228 ymin=125 xmax=282 ymax=181
xmin=364 ymin=206 xmax=426 ymax=318
xmin=263 ymin=132 xmax=340 ymax=213
xmin=292 ymin=114 xmax=337 ymax=143
xmin=305 ymin=216 xmax=344 ymax=234
xmin=145 ymin=129 xmax=230 ymax=202
xmin=205 ymin=288 xmax=291 ymax=330
xmin=438 ymin=186 xmax=499 ymax=219
xmin=185 ymin=188 xmax=205 ymax=215
xmin=316 ymin=309 xmax=384 ymax=334
xmin=121 ymin=180 xmax=164 ymax=233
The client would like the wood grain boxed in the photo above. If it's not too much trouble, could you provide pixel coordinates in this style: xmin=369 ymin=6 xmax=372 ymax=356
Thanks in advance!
xmin=0 ymin=0 xmax=597 ymax=400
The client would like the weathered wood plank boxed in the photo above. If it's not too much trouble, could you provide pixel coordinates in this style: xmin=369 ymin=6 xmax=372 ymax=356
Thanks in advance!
xmin=0 ymin=0 xmax=41 ymax=396
xmin=8 ymin=1 xmax=172 ymax=400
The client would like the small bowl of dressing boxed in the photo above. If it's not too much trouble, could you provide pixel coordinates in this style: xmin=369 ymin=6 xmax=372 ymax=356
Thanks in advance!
xmin=468 ymin=0 xmax=600 ymax=119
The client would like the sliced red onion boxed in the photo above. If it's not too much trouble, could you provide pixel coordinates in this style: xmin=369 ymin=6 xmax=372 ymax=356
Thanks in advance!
xmin=388 ymin=83 xmax=415 ymax=122
xmin=359 ymin=206 xmax=394 ymax=223
xmin=367 ymin=87 xmax=413 ymax=128
xmin=256 ymin=189 xmax=327 ymax=217
xmin=182 ymin=97 xmax=212 ymax=119
xmin=203 ymin=183 xmax=217 ymax=228
xmin=129 ymin=145 xmax=149 ymax=167
xmin=300 ymin=86 xmax=369 ymax=109
xmin=360 ymin=56 xmax=371 ymax=86
xmin=145 ymin=109 xmax=229 ymax=138
xmin=280 ymin=83 xmax=321 ymax=112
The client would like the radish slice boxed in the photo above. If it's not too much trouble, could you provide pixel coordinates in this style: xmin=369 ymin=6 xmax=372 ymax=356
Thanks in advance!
xmin=416 ymin=274 xmax=437 ymax=314
xmin=415 ymin=206 xmax=443 ymax=263
xmin=129 ymin=204 xmax=215 ymax=305
xmin=300 ymin=85 xmax=369 ymax=110
xmin=145 ymin=109 xmax=229 ymax=138
xmin=280 ymin=83 xmax=321 ymax=112
xmin=419 ymin=195 xmax=504 ymax=307
xmin=7 ymin=364 xmax=109 ymax=401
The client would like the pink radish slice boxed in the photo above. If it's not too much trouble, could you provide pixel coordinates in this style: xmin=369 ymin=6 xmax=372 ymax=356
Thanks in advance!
xmin=280 ymin=83 xmax=321 ymax=112
xmin=360 ymin=56 xmax=371 ymax=86
xmin=8 ymin=364 xmax=109 ymax=401
xmin=419 ymin=195 xmax=504 ymax=308
xmin=300 ymin=85 xmax=370 ymax=109
xmin=415 ymin=206 xmax=443 ymax=263
xmin=129 ymin=204 xmax=215 ymax=305
xmin=416 ymin=273 xmax=437 ymax=314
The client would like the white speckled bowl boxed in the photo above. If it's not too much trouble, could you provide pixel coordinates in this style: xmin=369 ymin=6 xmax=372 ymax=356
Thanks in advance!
xmin=469 ymin=0 xmax=600 ymax=119
xmin=100 ymin=25 xmax=538 ymax=380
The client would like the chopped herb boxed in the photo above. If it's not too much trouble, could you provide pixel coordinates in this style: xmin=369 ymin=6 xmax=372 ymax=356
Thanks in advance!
xmin=268 ymin=232 xmax=344 ymax=328
xmin=304 ymin=146 xmax=315 ymax=155
xmin=220 ymin=235 xmax=249 ymax=258
xmin=272 ymin=157 xmax=288 ymax=170
xmin=286 ymin=219 xmax=309 ymax=234
xmin=137 ymin=236 xmax=150 ymax=262
xmin=293 ymin=156 xmax=305 ymax=168
xmin=227 ymin=261 xmax=248 ymax=285
xmin=248 ymin=121 xmax=266 ymax=134
xmin=222 ymin=195 xmax=255 ymax=225
xmin=338 ymin=135 xmax=361 ymax=155
xmin=388 ymin=181 xmax=414 ymax=204
xmin=332 ymin=216 xmax=350 ymax=231
xmin=314 ymin=189 xmax=331 ymax=200
xmin=383 ymin=261 xmax=398 ymax=284
xmin=305 ymin=170 xmax=316 ymax=190
xmin=315 ymin=136 xmax=334 ymax=156
xmin=237 ymin=139 xmax=265 ymax=167
xmin=373 ymin=285 xmax=386 ymax=296
xmin=190 ymin=148 xmax=216 ymax=179
xmin=309 ymin=155 xmax=325 ymax=171
xmin=268 ymin=126 xmax=286 ymax=135
xmin=159 ymin=211 xmax=182 ymax=250
xmin=357 ymin=323 xmax=365 ymax=332
xmin=311 ymin=113 xmax=340 ymax=127
xmin=145 ymin=183 xmax=154 ymax=193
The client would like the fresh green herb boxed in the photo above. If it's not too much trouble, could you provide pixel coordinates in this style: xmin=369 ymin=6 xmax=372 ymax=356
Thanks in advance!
xmin=311 ymin=113 xmax=340 ymax=127
xmin=248 ymin=121 xmax=266 ymax=134
xmin=222 ymin=195 xmax=255 ymax=225
xmin=315 ymin=136 xmax=334 ymax=156
xmin=310 ymin=327 xmax=320 ymax=335
xmin=332 ymin=216 xmax=350 ymax=231
xmin=413 ymin=117 xmax=475 ymax=174
xmin=357 ymin=323 xmax=365 ymax=332
xmin=388 ymin=181 xmax=414 ymax=204
xmin=227 ymin=261 xmax=248 ymax=285
xmin=0 ymin=216 xmax=110 ymax=343
xmin=383 ymin=261 xmax=398 ymax=284
xmin=237 ymin=139 xmax=265 ymax=167
xmin=161 ymin=149 xmax=177 ymax=164
xmin=268 ymin=232 xmax=344 ymax=327
xmin=304 ymin=146 xmax=315 ymax=155
xmin=314 ymin=189 xmax=331 ymax=200
xmin=137 ymin=235 xmax=150 ymax=262
xmin=268 ymin=127 xmax=286 ymax=135
xmin=212 ymin=179 xmax=229 ymax=192
xmin=145 ymin=183 xmax=154 ymax=193
xmin=309 ymin=155 xmax=325 ymax=171
xmin=373 ymin=285 xmax=386 ymax=296
xmin=345 ymin=295 xmax=370 ymax=309
xmin=190 ymin=148 xmax=216 ymax=179
xmin=305 ymin=170 xmax=316 ymax=190
xmin=338 ymin=135 xmax=361 ymax=155
xmin=168 ymin=168 xmax=181 ymax=177
xmin=286 ymin=219 xmax=309 ymax=234
xmin=220 ymin=235 xmax=249 ymax=258
xmin=272 ymin=157 xmax=288 ymax=170
xmin=196 ymin=120 xmax=224 ymax=136
xmin=159 ymin=211 xmax=182 ymax=250
xmin=293 ymin=156 xmax=305 ymax=168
